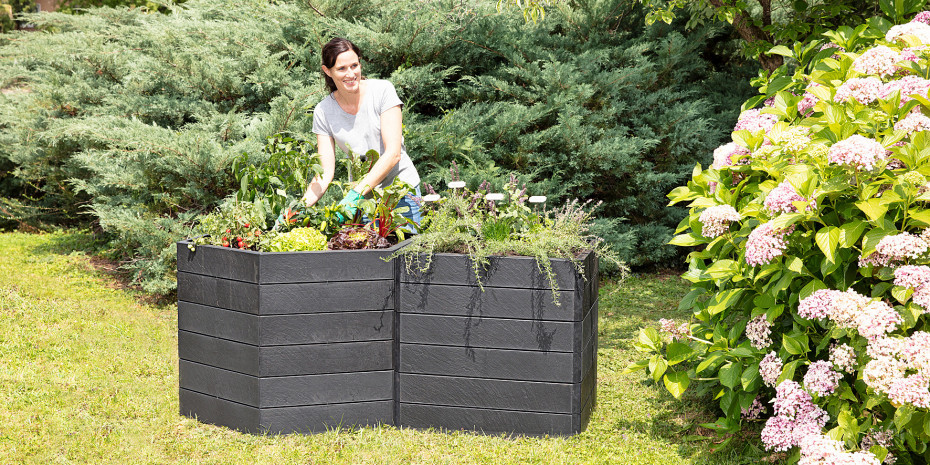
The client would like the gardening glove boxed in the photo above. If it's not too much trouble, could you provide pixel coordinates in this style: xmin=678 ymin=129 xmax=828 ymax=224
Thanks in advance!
xmin=335 ymin=189 xmax=362 ymax=223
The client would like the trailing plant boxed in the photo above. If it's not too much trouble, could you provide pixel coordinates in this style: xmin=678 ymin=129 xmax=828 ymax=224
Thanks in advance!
xmin=400 ymin=169 xmax=626 ymax=303
xmin=631 ymin=8 xmax=930 ymax=463
xmin=190 ymin=199 xmax=265 ymax=250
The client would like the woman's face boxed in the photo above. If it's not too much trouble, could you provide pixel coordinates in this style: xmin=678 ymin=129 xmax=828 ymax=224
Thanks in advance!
xmin=323 ymin=50 xmax=361 ymax=94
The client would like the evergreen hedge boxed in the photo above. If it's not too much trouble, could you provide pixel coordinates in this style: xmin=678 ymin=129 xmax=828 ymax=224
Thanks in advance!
xmin=0 ymin=0 xmax=755 ymax=295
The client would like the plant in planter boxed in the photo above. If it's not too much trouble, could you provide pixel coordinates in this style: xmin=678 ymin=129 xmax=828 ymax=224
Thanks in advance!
xmin=394 ymin=170 xmax=624 ymax=436
xmin=631 ymin=8 xmax=930 ymax=462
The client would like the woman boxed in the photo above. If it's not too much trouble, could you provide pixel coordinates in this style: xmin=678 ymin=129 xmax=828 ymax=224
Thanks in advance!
xmin=304 ymin=37 xmax=422 ymax=229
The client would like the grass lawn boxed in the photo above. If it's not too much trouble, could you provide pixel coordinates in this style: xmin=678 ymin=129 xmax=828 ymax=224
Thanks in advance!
xmin=0 ymin=230 xmax=767 ymax=464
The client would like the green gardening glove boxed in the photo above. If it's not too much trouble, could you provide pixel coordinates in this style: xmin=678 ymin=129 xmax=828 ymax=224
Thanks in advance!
xmin=335 ymin=189 xmax=362 ymax=223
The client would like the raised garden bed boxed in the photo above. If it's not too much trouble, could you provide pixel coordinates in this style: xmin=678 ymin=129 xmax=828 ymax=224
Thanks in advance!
xmin=176 ymin=241 xmax=598 ymax=436
xmin=397 ymin=251 xmax=598 ymax=436
xmin=175 ymin=240 xmax=403 ymax=434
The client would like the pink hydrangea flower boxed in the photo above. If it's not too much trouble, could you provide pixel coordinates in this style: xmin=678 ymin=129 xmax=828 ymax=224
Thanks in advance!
xmin=797 ymin=92 xmax=818 ymax=116
xmin=894 ymin=109 xmax=930 ymax=133
xmin=887 ymin=374 xmax=930 ymax=408
xmin=711 ymin=142 xmax=750 ymax=169
xmin=853 ymin=46 xmax=901 ymax=77
xmin=798 ymin=289 xmax=841 ymax=320
xmin=915 ymin=11 xmax=930 ymax=25
xmin=734 ymin=109 xmax=779 ymax=133
xmin=741 ymin=396 xmax=767 ymax=420
xmin=659 ymin=318 xmax=690 ymax=341
xmin=828 ymin=290 xmax=871 ymax=329
xmin=867 ymin=336 xmax=903 ymax=359
xmin=828 ymin=135 xmax=886 ymax=170
xmin=830 ymin=344 xmax=857 ymax=373
xmin=855 ymin=300 xmax=902 ymax=341
xmin=894 ymin=265 xmax=930 ymax=290
xmin=887 ymin=21 xmax=930 ymax=44
xmin=876 ymin=232 xmax=928 ymax=262
xmin=835 ymin=77 xmax=884 ymax=104
xmin=746 ymin=314 xmax=772 ymax=349
xmin=880 ymin=75 xmax=930 ymax=104
xmin=762 ymin=380 xmax=830 ymax=452
xmin=698 ymin=205 xmax=741 ymax=238
xmin=761 ymin=351 xmax=783 ymax=387
xmin=864 ymin=356 xmax=907 ymax=393
xmin=745 ymin=222 xmax=792 ymax=266
xmin=803 ymin=360 xmax=842 ymax=396
xmin=900 ymin=331 xmax=930 ymax=373
xmin=915 ymin=286 xmax=930 ymax=310
xmin=764 ymin=181 xmax=816 ymax=215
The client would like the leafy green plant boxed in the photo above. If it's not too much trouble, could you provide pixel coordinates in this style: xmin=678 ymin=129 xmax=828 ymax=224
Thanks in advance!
xmin=233 ymin=133 xmax=322 ymax=230
xmin=631 ymin=9 xmax=930 ymax=462
xmin=261 ymin=227 xmax=326 ymax=252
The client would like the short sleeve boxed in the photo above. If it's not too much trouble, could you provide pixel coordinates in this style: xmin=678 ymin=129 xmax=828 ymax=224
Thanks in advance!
xmin=311 ymin=100 xmax=329 ymax=136
xmin=378 ymin=81 xmax=403 ymax=114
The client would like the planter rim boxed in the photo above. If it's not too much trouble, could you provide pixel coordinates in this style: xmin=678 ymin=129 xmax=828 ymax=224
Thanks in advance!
xmin=402 ymin=249 xmax=593 ymax=264
xmin=178 ymin=238 xmax=412 ymax=256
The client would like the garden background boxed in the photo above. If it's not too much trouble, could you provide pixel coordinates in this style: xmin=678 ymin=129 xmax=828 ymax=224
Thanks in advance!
xmin=0 ymin=0 xmax=909 ymax=462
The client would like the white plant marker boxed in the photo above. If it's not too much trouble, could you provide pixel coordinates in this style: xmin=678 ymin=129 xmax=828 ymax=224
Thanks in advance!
xmin=448 ymin=181 xmax=466 ymax=189
xmin=528 ymin=196 xmax=547 ymax=204
xmin=422 ymin=194 xmax=441 ymax=202
xmin=485 ymin=193 xmax=505 ymax=202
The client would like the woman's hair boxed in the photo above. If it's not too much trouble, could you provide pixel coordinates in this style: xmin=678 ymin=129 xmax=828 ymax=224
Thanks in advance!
xmin=321 ymin=37 xmax=362 ymax=93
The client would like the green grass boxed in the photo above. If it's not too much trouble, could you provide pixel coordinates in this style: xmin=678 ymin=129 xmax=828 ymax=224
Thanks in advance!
xmin=0 ymin=231 xmax=767 ymax=464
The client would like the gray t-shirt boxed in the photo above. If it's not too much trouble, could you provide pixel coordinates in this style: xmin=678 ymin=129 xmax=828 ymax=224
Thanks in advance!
xmin=311 ymin=79 xmax=420 ymax=189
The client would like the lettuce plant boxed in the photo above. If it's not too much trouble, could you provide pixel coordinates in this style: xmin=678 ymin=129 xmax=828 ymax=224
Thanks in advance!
xmin=631 ymin=11 xmax=930 ymax=463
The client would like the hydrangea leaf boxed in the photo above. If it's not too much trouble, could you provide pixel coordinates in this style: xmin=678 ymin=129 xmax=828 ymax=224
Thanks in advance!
xmin=663 ymin=371 xmax=690 ymax=399
xmin=907 ymin=208 xmax=930 ymax=227
xmin=815 ymin=226 xmax=841 ymax=261
xmin=666 ymin=342 xmax=694 ymax=365
xmin=838 ymin=220 xmax=866 ymax=247
xmin=650 ymin=355 xmax=668 ymax=383
xmin=740 ymin=363 xmax=761 ymax=391
xmin=718 ymin=362 xmax=742 ymax=389
xmin=855 ymin=198 xmax=889 ymax=222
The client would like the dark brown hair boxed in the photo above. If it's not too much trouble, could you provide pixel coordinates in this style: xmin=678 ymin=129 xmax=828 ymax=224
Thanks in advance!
xmin=321 ymin=37 xmax=362 ymax=93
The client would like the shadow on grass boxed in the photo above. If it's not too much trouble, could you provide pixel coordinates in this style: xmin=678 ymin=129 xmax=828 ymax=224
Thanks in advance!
xmin=598 ymin=275 xmax=769 ymax=464
xmin=26 ymin=229 xmax=176 ymax=306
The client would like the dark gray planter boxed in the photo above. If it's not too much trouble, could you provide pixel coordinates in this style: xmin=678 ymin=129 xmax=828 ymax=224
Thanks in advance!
xmin=175 ymin=241 xmax=403 ymax=434
xmin=397 ymin=251 xmax=598 ymax=436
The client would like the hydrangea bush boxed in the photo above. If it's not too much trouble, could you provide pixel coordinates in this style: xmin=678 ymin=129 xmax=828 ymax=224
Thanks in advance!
xmin=630 ymin=10 xmax=930 ymax=463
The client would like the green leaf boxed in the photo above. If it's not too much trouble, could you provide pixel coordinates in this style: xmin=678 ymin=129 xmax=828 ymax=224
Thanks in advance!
xmin=815 ymin=226 xmax=841 ymax=262
xmin=666 ymin=342 xmax=695 ymax=365
xmin=707 ymin=289 xmax=747 ymax=316
xmin=697 ymin=353 xmax=724 ymax=374
xmin=838 ymin=221 xmax=866 ymax=247
xmin=650 ymin=355 xmax=668 ymax=383
xmin=786 ymin=256 xmax=805 ymax=274
xmin=663 ymin=371 xmax=691 ymax=399
xmin=719 ymin=362 xmax=742 ymax=389
xmin=638 ymin=328 xmax=662 ymax=352
xmin=779 ymin=360 xmax=801 ymax=384
xmin=783 ymin=333 xmax=809 ymax=355
xmin=856 ymin=198 xmax=889 ymax=222
xmin=895 ymin=405 xmax=915 ymax=432
xmin=705 ymin=259 xmax=740 ymax=279
xmin=669 ymin=233 xmax=707 ymax=247
xmin=909 ymin=209 xmax=930 ymax=227
xmin=767 ymin=45 xmax=794 ymax=58
xmin=623 ymin=359 xmax=649 ymax=374
xmin=741 ymin=363 xmax=762 ymax=392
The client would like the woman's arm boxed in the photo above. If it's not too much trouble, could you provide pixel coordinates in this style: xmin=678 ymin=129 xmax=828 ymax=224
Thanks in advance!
xmin=302 ymin=134 xmax=337 ymax=207
xmin=355 ymin=105 xmax=403 ymax=195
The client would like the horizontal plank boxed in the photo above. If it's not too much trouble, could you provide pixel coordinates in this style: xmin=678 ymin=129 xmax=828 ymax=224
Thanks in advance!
xmin=179 ymin=331 xmax=392 ymax=376
xmin=400 ymin=314 xmax=574 ymax=352
xmin=180 ymin=389 xmax=393 ymax=434
xmin=398 ymin=403 xmax=576 ymax=436
xmin=399 ymin=252 xmax=592 ymax=291
xmin=180 ymin=361 xmax=393 ymax=407
xmin=399 ymin=344 xmax=575 ymax=382
xmin=399 ymin=374 xmax=575 ymax=413
xmin=179 ymin=303 xmax=393 ymax=345
xmin=400 ymin=283 xmax=581 ymax=321
xmin=177 ymin=272 xmax=393 ymax=315
xmin=177 ymin=240 xmax=409 ymax=284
